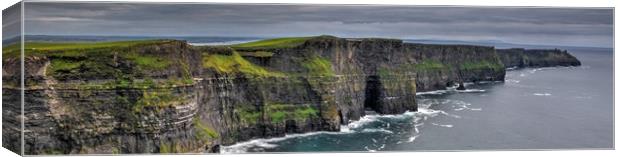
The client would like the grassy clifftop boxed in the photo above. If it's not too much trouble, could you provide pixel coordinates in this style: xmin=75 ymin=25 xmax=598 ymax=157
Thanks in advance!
xmin=2 ymin=40 xmax=197 ymax=90
xmin=202 ymin=51 xmax=285 ymax=77
xmin=2 ymin=40 xmax=168 ymax=58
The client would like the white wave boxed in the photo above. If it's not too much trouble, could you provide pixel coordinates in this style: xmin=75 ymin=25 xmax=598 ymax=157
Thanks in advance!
xmin=476 ymin=81 xmax=499 ymax=84
xmin=364 ymin=146 xmax=376 ymax=152
xmin=456 ymin=89 xmax=486 ymax=93
xmin=506 ymin=79 xmax=520 ymax=84
xmin=431 ymin=123 xmax=454 ymax=128
xmin=463 ymin=82 xmax=475 ymax=86
xmin=408 ymin=135 xmax=420 ymax=143
xmin=533 ymin=93 xmax=552 ymax=96
xmin=416 ymin=108 xmax=442 ymax=117
xmin=417 ymin=83 xmax=489 ymax=96
xmin=361 ymin=128 xmax=394 ymax=134
xmin=222 ymin=100 xmax=471 ymax=153
xmin=416 ymin=90 xmax=448 ymax=95
xmin=451 ymin=101 xmax=481 ymax=111
xmin=221 ymin=130 xmax=352 ymax=153
xmin=506 ymin=66 xmax=519 ymax=70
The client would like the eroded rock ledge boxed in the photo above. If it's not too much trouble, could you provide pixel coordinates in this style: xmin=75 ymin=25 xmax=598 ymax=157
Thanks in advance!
xmin=2 ymin=36 xmax=580 ymax=154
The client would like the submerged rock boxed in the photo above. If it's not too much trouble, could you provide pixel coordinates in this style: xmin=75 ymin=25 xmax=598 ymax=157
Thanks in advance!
xmin=456 ymin=83 xmax=466 ymax=90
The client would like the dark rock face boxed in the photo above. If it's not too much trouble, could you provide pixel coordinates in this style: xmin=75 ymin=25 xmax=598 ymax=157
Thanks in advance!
xmin=267 ymin=37 xmax=419 ymax=120
xmin=405 ymin=43 xmax=505 ymax=92
xmin=2 ymin=36 xmax=581 ymax=154
xmin=497 ymin=48 xmax=581 ymax=68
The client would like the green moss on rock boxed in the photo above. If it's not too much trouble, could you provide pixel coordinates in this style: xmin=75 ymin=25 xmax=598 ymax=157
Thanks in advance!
xmin=265 ymin=103 xmax=319 ymax=124
xmin=460 ymin=60 xmax=503 ymax=71
xmin=202 ymin=51 xmax=285 ymax=77
xmin=237 ymin=108 xmax=262 ymax=124
xmin=415 ymin=60 xmax=447 ymax=71
xmin=238 ymin=51 xmax=274 ymax=57
xmin=302 ymin=56 xmax=335 ymax=77
xmin=125 ymin=53 xmax=172 ymax=70
xmin=193 ymin=117 xmax=219 ymax=142
xmin=132 ymin=89 xmax=182 ymax=113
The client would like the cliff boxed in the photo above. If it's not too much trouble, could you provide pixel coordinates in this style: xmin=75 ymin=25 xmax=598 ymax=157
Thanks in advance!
xmin=2 ymin=36 xmax=579 ymax=154
xmin=496 ymin=48 xmax=581 ymax=68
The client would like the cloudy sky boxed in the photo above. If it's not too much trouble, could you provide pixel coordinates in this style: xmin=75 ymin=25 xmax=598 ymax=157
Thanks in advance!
xmin=21 ymin=2 xmax=613 ymax=47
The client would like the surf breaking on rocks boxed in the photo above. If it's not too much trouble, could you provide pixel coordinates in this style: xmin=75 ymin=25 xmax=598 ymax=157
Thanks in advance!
xmin=221 ymin=89 xmax=481 ymax=153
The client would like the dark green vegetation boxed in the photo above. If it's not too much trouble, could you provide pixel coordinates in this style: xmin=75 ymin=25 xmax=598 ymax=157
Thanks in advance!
xmin=133 ymin=89 xmax=181 ymax=113
xmin=2 ymin=40 xmax=165 ymax=58
xmin=235 ymin=103 xmax=319 ymax=124
xmin=301 ymin=56 xmax=336 ymax=77
xmin=4 ymin=40 xmax=194 ymax=89
xmin=193 ymin=118 xmax=219 ymax=140
xmin=460 ymin=60 xmax=504 ymax=71
xmin=238 ymin=51 xmax=274 ymax=57
xmin=202 ymin=51 xmax=285 ymax=77
xmin=236 ymin=107 xmax=262 ymax=124
xmin=414 ymin=60 xmax=447 ymax=71
xmin=265 ymin=103 xmax=319 ymax=123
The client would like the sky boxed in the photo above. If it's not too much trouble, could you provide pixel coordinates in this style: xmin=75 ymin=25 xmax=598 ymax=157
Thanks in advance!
xmin=17 ymin=2 xmax=614 ymax=47
xmin=2 ymin=2 xmax=21 ymax=40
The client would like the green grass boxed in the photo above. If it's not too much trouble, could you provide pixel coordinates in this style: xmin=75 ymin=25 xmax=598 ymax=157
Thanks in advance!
xmin=294 ymin=107 xmax=319 ymax=119
xmin=49 ymin=77 xmax=194 ymax=90
xmin=49 ymin=59 xmax=82 ymax=74
xmin=237 ymin=108 xmax=262 ymax=124
xmin=238 ymin=51 xmax=274 ymax=57
xmin=3 ymin=40 xmax=184 ymax=85
xmin=125 ymin=53 xmax=172 ymax=70
xmin=302 ymin=56 xmax=335 ymax=77
xmin=3 ymin=40 xmax=166 ymax=57
xmin=159 ymin=141 xmax=173 ymax=153
xmin=269 ymin=111 xmax=287 ymax=123
xmin=231 ymin=37 xmax=312 ymax=50
xmin=265 ymin=103 xmax=319 ymax=123
xmin=111 ymin=147 xmax=120 ymax=154
xmin=236 ymin=104 xmax=320 ymax=124
xmin=460 ymin=60 xmax=504 ymax=71
xmin=415 ymin=60 xmax=447 ymax=71
xmin=133 ymin=90 xmax=180 ymax=113
xmin=193 ymin=117 xmax=219 ymax=141
xmin=202 ymin=51 xmax=285 ymax=77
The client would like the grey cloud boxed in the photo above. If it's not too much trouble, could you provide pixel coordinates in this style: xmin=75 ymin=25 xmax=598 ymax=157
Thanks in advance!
xmin=3 ymin=2 xmax=22 ymax=40
xmin=22 ymin=2 xmax=613 ymax=47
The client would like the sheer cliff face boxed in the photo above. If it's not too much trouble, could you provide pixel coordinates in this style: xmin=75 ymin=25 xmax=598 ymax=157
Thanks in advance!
xmin=2 ymin=36 xmax=579 ymax=154
xmin=497 ymin=48 xmax=581 ymax=68
xmin=405 ymin=44 xmax=505 ymax=92
xmin=4 ymin=41 xmax=216 ymax=154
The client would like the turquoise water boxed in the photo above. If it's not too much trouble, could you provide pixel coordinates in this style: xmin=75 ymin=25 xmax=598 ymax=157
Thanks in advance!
xmin=221 ymin=47 xmax=613 ymax=153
